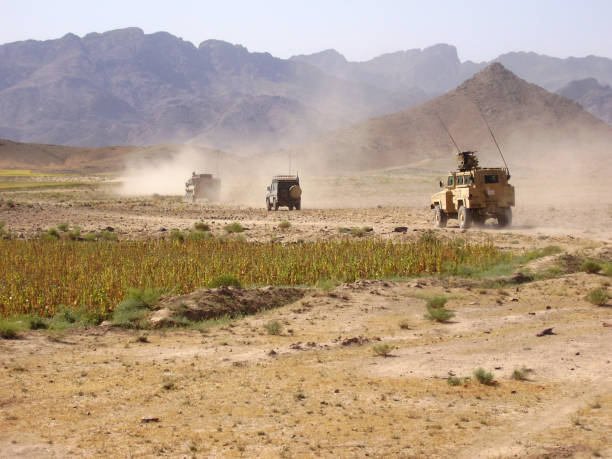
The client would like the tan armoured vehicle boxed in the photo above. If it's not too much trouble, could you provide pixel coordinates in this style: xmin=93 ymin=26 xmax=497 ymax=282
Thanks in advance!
xmin=430 ymin=151 xmax=514 ymax=229
xmin=184 ymin=172 xmax=221 ymax=202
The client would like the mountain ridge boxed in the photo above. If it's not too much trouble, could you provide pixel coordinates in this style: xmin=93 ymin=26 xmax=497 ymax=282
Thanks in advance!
xmin=2 ymin=28 xmax=612 ymax=153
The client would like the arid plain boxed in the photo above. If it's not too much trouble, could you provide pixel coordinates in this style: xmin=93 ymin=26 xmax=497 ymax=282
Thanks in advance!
xmin=0 ymin=170 xmax=610 ymax=458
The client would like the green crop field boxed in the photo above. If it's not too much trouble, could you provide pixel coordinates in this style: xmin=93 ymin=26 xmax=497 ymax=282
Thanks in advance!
xmin=0 ymin=181 xmax=94 ymax=191
xmin=0 ymin=237 xmax=508 ymax=317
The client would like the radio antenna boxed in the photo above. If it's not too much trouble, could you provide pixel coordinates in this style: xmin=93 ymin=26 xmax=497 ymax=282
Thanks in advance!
xmin=434 ymin=112 xmax=461 ymax=154
xmin=473 ymin=101 xmax=510 ymax=178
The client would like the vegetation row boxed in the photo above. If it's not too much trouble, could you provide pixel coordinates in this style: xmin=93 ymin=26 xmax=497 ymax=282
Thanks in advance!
xmin=0 ymin=235 xmax=506 ymax=317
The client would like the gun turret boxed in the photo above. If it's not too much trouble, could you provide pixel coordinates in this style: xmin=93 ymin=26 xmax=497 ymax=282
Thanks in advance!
xmin=456 ymin=151 xmax=479 ymax=171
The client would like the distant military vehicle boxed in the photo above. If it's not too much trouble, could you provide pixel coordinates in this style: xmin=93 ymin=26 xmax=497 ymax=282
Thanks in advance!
xmin=430 ymin=107 xmax=514 ymax=229
xmin=266 ymin=175 xmax=302 ymax=210
xmin=184 ymin=172 xmax=221 ymax=202
xmin=430 ymin=151 xmax=514 ymax=228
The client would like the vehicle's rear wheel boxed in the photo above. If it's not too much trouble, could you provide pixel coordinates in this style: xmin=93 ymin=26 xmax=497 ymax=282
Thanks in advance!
xmin=433 ymin=206 xmax=447 ymax=228
xmin=458 ymin=206 xmax=472 ymax=229
xmin=497 ymin=208 xmax=512 ymax=228
xmin=295 ymin=202 xmax=301 ymax=210
xmin=274 ymin=201 xmax=279 ymax=211
xmin=289 ymin=205 xmax=294 ymax=211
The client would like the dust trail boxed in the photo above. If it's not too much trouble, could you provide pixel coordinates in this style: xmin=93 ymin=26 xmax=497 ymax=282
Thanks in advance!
xmin=118 ymin=148 xmax=222 ymax=197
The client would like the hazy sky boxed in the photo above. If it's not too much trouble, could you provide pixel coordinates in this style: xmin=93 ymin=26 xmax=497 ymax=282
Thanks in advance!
xmin=2 ymin=0 xmax=610 ymax=62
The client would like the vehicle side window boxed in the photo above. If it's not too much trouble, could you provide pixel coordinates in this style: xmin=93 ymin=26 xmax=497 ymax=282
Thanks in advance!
xmin=447 ymin=176 xmax=454 ymax=186
xmin=484 ymin=175 xmax=499 ymax=184
xmin=457 ymin=176 xmax=464 ymax=185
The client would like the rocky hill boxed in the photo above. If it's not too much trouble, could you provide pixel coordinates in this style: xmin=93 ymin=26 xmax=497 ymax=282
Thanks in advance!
xmin=282 ymin=63 xmax=612 ymax=174
xmin=557 ymin=78 xmax=612 ymax=124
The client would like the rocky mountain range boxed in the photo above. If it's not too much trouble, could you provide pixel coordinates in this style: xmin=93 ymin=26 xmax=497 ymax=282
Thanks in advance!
xmin=1 ymin=28 xmax=612 ymax=154
xmin=292 ymin=46 xmax=612 ymax=96
xmin=0 ymin=28 xmax=424 ymax=152
xmin=2 ymin=62 xmax=611 ymax=177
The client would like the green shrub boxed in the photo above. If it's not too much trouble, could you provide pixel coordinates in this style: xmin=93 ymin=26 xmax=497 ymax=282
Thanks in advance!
xmin=84 ymin=232 xmax=97 ymax=242
xmin=188 ymin=230 xmax=212 ymax=241
xmin=426 ymin=296 xmax=447 ymax=309
xmin=193 ymin=222 xmax=210 ymax=231
xmin=67 ymin=226 xmax=81 ymax=241
xmin=511 ymin=367 xmax=532 ymax=381
xmin=44 ymin=227 xmax=60 ymax=240
xmin=57 ymin=222 xmax=69 ymax=232
xmin=316 ymin=279 xmax=340 ymax=291
xmin=279 ymin=220 xmax=291 ymax=229
xmin=447 ymin=376 xmax=462 ymax=386
xmin=223 ymin=222 xmax=245 ymax=233
xmin=581 ymin=261 xmax=602 ymax=274
xmin=523 ymin=245 xmax=563 ymax=262
xmin=425 ymin=305 xmax=455 ymax=322
xmin=351 ymin=227 xmax=366 ymax=237
xmin=100 ymin=230 xmax=118 ymax=242
xmin=112 ymin=287 xmax=160 ymax=329
xmin=372 ymin=343 xmax=392 ymax=357
xmin=49 ymin=306 xmax=105 ymax=330
xmin=27 ymin=315 xmax=48 ymax=330
xmin=0 ymin=322 xmax=19 ymax=339
xmin=264 ymin=320 xmax=283 ymax=335
xmin=585 ymin=288 xmax=609 ymax=306
xmin=207 ymin=274 xmax=242 ymax=289
xmin=424 ymin=296 xmax=454 ymax=322
xmin=473 ymin=368 xmax=494 ymax=385
xmin=170 ymin=229 xmax=185 ymax=242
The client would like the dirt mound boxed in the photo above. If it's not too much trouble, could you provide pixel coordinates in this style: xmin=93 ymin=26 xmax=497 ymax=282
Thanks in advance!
xmin=149 ymin=286 xmax=307 ymax=327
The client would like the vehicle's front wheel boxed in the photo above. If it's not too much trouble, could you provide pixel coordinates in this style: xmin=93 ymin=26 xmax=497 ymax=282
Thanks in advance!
xmin=433 ymin=206 xmax=447 ymax=228
xmin=274 ymin=200 xmax=279 ymax=211
xmin=266 ymin=199 xmax=272 ymax=211
xmin=295 ymin=202 xmax=301 ymax=210
xmin=497 ymin=208 xmax=512 ymax=228
xmin=458 ymin=206 xmax=472 ymax=229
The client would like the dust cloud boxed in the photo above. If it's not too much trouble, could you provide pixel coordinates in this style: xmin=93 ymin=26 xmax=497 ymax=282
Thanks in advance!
xmin=118 ymin=149 xmax=220 ymax=197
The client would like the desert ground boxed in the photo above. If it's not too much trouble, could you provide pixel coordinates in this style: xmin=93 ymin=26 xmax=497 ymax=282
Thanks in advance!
xmin=0 ymin=171 xmax=611 ymax=458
